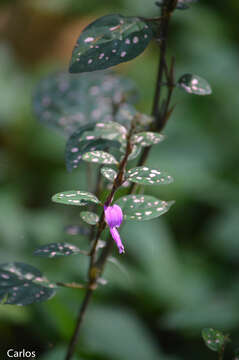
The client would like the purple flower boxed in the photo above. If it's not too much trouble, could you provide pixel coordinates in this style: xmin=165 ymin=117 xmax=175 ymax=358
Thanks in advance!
xmin=104 ymin=204 xmax=124 ymax=254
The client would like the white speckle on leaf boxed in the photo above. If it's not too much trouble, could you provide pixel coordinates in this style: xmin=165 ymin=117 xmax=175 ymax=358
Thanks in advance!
xmin=121 ymin=51 xmax=127 ymax=57
xmin=133 ymin=36 xmax=139 ymax=44
xmin=71 ymin=147 xmax=78 ymax=153
xmin=110 ymin=25 xmax=120 ymax=31
xmin=84 ymin=37 xmax=94 ymax=43
xmin=88 ymin=59 xmax=93 ymax=64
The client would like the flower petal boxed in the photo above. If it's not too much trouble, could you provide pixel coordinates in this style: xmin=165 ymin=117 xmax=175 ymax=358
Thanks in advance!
xmin=110 ymin=227 xmax=125 ymax=254
xmin=104 ymin=204 xmax=123 ymax=228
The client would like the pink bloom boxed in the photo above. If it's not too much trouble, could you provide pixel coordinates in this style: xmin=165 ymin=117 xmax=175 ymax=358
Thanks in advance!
xmin=104 ymin=204 xmax=124 ymax=254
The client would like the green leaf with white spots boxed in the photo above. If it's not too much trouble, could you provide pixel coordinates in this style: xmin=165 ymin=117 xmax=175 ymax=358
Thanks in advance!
xmin=82 ymin=151 xmax=118 ymax=165
xmin=127 ymin=145 xmax=142 ymax=161
xmin=126 ymin=166 xmax=173 ymax=185
xmin=177 ymin=74 xmax=212 ymax=95
xmin=80 ymin=211 xmax=99 ymax=225
xmin=202 ymin=328 xmax=227 ymax=352
xmin=52 ymin=190 xmax=100 ymax=206
xmin=132 ymin=132 xmax=165 ymax=147
xmin=177 ymin=0 xmax=199 ymax=9
xmin=34 ymin=242 xmax=82 ymax=258
xmin=65 ymin=131 xmax=121 ymax=171
xmin=80 ymin=121 xmax=127 ymax=145
xmin=101 ymin=167 xmax=117 ymax=182
xmin=69 ymin=14 xmax=153 ymax=73
xmin=33 ymin=71 xmax=138 ymax=135
xmin=116 ymin=195 xmax=174 ymax=221
xmin=0 ymin=262 xmax=56 ymax=306
xmin=156 ymin=0 xmax=198 ymax=10
xmin=64 ymin=224 xmax=90 ymax=236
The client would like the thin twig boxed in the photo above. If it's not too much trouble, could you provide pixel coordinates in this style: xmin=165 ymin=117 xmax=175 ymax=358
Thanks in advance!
xmin=65 ymin=288 xmax=93 ymax=360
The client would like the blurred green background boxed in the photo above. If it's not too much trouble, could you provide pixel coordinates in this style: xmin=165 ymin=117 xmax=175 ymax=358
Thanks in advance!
xmin=1 ymin=0 xmax=239 ymax=359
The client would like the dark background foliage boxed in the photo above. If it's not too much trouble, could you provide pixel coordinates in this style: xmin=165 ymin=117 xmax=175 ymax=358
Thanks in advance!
xmin=0 ymin=0 xmax=239 ymax=359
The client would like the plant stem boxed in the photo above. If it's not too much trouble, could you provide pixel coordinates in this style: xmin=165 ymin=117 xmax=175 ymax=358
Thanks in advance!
xmin=64 ymin=2 xmax=177 ymax=359
xmin=65 ymin=288 xmax=94 ymax=360
xmin=129 ymin=0 xmax=177 ymax=194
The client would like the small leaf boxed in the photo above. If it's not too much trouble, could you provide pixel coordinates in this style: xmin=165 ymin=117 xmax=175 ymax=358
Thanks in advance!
xmin=202 ymin=328 xmax=226 ymax=352
xmin=176 ymin=0 xmax=199 ymax=9
xmin=52 ymin=190 xmax=100 ymax=206
xmin=155 ymin=0 xmax=198 ymax=10
xmin=69 ymin=14 xmax=153 ymax=73
xmin=116 ymin=195 xmax=174 ymax=221
xmin=132 ymin=132 xmax=165 ymax=147
xmin=33 ymin=71 xmax=138 ymax=135
xmin=101 ymin=167 xmax=117 ymax=182
xmin=177 ymin=74 xmax=212 ymax=95
xmin=80 ymin=121 xmax=127 ymax=145
xmin=126 ymin=166 xmax=173 ymax=185
xmin=0 ymin=262 xmax=56 ymax=306
xmin=82 ymin=150 xmax=118 ymax=165
xmin=80 ymin=211 xmax=99 ymax=225
xmin=34 ymin=242 xmax=82 ymax=258
xmin=64 ymin=225 xmax=90 ymax=236
xmin=127 ymin=145 xmax=142 ymax=161
xmin=66 ymin=134 xmax=120 ymax=171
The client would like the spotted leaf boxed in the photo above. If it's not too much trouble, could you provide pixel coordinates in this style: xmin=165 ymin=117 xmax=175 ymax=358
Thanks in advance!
xmin=80 ymin=211 xmax=99 ymax=225
xmin=177 ymin=74 xmax=212 ymax=95
xmin=82 ymin=151 xmax=118 ymax=165
xmin=156 ymin=0 xmax=198 ymax=10
xmin=132 ymin=132 xmax=165 ymax=147
xmin=34 ymin=242 xmax=82 ymax=258
xmin=177 ymin=0 xmax=199 ymax=9
xmin=66 ymin=131 xmax=120 ymax=171
xmin=52 ymin=190 xmax=100 ymax=206
xmin=116 ymin=195 xmax=174 ymax=221
xmin=202 ymin=328 xmax=227 ymax=352
xmin=33 ymin=71 xmax=138 ymax=135
xmin=126 ymin=166 xmax=173 ymax=185
xmin=101 ymin=167 xmax=117 ymax=182
xmin=80 ymin=121 xmax=127 ymax=145
xmin=69 ymin=14 xmax=153 ymax=73
xmin=64 ymin=224 xmax=90 ymax=236
xmin=0 ymin=262 xmax=56 ymax=306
